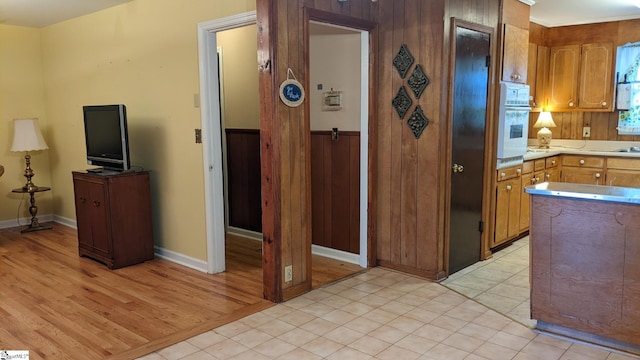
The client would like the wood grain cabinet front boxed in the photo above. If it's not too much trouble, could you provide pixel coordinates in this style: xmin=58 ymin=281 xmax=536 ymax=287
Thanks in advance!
xmin=494 ymin=166 xmax=522 ymax=248
xmin=72 ymin=171 xmax=154 ymax=269
xmin=560 ymin=155 xmax=605 ymax=185
xmin=502 ymin=24 xmax=529 ymax=84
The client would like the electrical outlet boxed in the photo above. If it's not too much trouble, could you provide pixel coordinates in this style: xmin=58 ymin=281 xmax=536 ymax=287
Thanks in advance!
xmin=284 ymin=265 xmax=293 ymax=282
xmin=583 ymin=126 xmax=591 ymax=138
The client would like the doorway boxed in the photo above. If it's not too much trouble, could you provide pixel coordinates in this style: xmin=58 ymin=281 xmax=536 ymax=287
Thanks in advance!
xmin=197 ymin=12 xmax=366 ymax=289
xmin=448 ymin=21 xmax=492 ymax=274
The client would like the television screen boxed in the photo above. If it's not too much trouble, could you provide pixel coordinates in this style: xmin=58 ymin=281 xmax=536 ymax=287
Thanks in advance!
xmin=83 ymin=104 xmax=130 ymax=171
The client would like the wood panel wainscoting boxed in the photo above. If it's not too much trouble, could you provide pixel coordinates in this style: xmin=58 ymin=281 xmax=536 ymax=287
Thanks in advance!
xmin=311 ymin=130 xmax=360 ymax=254
xmin=0 ymin=224 xmax=362 ymax=359
xmin=225 ymin=129 xmax=262 ymax=232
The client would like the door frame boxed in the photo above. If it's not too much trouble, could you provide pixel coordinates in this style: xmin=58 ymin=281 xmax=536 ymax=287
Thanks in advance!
xmin=197 ymin=11 xmax=257 ymax=273
xmin=444 ymin=18 xmax=497 ymax=275
xmin=305 ymin=9 xmax=379 ymax=269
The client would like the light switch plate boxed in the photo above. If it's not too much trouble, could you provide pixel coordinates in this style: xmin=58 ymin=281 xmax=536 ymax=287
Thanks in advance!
xmin=583 ymin=127 xmax=591 ymax=138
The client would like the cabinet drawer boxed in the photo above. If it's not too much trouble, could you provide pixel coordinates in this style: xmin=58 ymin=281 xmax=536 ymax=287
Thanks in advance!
xmin=534 ymin=159 xmax=546 ymax=172
xmin=561 ymin=155 xmax=604 ymax=168
xmin=522 ymin=161 xmax=534 ymax=174
xmin=497 ymin=166 xmax=522 ymax=181
xmin=607 ymin=157 xmax=640 ymax=171
xmin=546 ymin=156 xmax=559 ymax=168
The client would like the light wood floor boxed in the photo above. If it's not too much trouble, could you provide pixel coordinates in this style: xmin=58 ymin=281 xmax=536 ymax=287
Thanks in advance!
xmin=0 ymin=223 xmax=363 ymax=359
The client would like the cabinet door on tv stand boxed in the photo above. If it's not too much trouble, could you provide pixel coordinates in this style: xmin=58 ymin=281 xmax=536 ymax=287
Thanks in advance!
xmin=74 ymin=176 xmax=112 ymax=258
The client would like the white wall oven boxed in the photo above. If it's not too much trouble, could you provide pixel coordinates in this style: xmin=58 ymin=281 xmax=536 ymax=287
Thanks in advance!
xmin=496 ymin=82 xmax=531 ymax=169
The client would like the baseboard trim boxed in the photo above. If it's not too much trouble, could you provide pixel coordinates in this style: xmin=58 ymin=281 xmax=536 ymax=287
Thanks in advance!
xmin=312 ymin=244 xmax=360 ymax=265
xmin=227 ymin=226 xmax=262 ymax=241
xmin=53 ymin=215 xmax=77 ymax=229
xmin=227 ymin=227 xmax=361 ymax=265
xmin=154 ymin=247 xmax=208 ymax=273
xmin=0 ymin=214 xmax=55 ymax=230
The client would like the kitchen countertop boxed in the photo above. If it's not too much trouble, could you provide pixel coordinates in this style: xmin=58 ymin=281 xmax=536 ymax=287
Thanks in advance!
xmin=523 ymin=139 xmax=640 ymax=161
xmin=525 ymin=181 xmax=640 ymax=204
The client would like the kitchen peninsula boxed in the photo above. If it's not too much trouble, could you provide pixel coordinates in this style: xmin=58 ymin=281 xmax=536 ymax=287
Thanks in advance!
xmin=525 ymin=181 xmax=640 ymax=354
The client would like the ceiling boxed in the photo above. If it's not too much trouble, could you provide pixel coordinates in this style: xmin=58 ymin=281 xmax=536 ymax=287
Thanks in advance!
xmin=0 ymin=0 xmax=640 ymax=28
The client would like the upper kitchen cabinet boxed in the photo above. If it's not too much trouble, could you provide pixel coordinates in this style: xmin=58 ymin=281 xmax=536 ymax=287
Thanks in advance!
xmin=527 ymin=43 xmax=549 ymax=110
xmin=502 ymin=24 xmax=529 ymax=83
xmin=548 ymin=45 xmax=580 ymax=111
xmin=578 ymin=43 xmax=614 ymax=110
xmin=548 ymin=43 xmax=614 ymax=112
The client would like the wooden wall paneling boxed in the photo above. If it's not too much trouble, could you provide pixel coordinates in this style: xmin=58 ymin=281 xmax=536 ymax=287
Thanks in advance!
xmin=617 ymin=19 xmax=640 ymax=46
xmin=501 ymin=0 xmax=530 ymax=29
xmin=400 ymin=0 xmax=420 ymax=269
xmin=225 ymin=130 xmax=262 ymax=232
xmin=389 ymin=0 xmax=406 ymax=265
xmin=417 ymin=0 xmax=445 ymax=274
xmin=330 ymin=135 xmax=351 ymax=252
xmin=349 ymin=135 xmax=360 ymax=253
xmin=547 ymin=22 xmax=618 ymax=46
xmin=529 ymin=22 xmax=548 ymax=45
xmin=257 ymin=0 xmax=281 ymax=302
xmin=376 ymin=0 xmax=394 ymax=263
xmin=311 ymin=135 xmax=327 ymax=247
xmin=286 ymin=0 xmax=307 ymax=297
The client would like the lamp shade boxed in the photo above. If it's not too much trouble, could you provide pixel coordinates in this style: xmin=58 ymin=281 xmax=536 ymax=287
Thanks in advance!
xmin=533 ymin=111 xmax=556 ymax=129
xmin=11 ymin=118 xmax=49 ymax=152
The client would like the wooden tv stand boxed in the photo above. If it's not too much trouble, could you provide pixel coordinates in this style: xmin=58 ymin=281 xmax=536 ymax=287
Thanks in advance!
xmin=72 ymin=171 xmax=154 ymax=269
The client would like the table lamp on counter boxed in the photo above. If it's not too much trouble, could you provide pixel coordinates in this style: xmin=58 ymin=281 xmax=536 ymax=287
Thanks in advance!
xmin=534 ymin=111 xmax=556 ymax=149
xmin=11 ymin=118 xmax=49 ymax=191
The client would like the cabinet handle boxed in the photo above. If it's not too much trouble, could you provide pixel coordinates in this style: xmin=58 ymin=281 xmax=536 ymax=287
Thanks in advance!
xmin=530 ymin=178 xmax=536 ymax=185
xmin=602 ymin=101 xmax=607 ymax=107
xmin=80 ymin=197 xmax=86 ymax=204
xmin=579 ymin=159 xmax=585 ymax=165
xmin=516 ymin=168 xmax=521 ymax=175
xmin=545 ymin=173 xmax=550 ymax=180
xmin=569 ymin=101 xmax=575 ymax=107
xmin=595 ymin=173 xmax=601 ymax=179
xmin=501 ymin=172 xmax=506 ymax=178
xmin=93 ymin=201 xmax=101 ymax=207
xmin=551 ymin=160 xmax=556 ymax=166
xmin=506 ymin=185 xmax=512 ymax=191
xmin=535 ymin=177 xmax=540 ymax=183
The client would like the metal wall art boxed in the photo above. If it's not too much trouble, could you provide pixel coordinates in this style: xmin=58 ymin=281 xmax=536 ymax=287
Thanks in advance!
xmin=392 ymin=44 xmax=431 ymax=140
xmin=407 ymin=105 xmax=429 ymax=139
xmin=393 ymin=44 xmax=414 ymax=79
xmin=408 ymin=64 xmax=429 ymax=99
xmin=392 ymin=86 xmax=412 ymax=119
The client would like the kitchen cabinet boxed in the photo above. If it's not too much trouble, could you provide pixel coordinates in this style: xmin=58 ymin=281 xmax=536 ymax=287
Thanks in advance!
xmin=547 ymin=43 xmax=614 ymax=112
xmin=578 ymin=43 xmax=614 ymax=110
xmin=527 ymin=43 xmax=549 ymax=110
xmin=560 ymin=155 xmax=605 ymax=185
xmin=519 ymin=156 xmax=559 ymax=233
xmin=548 ymin=45 xmax=580 ymax=111
xmin=494 ymin=166 xmax=522 ymax=247
xmin=606 ymin=157 xmax=640 ymax=187
xmin=502 ymin=24 xmax=529 ymax=84
xmin=72 ymin=171 xmax=154 ymax=269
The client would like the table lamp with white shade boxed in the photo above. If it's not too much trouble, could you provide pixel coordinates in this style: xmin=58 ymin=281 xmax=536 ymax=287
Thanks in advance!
xmin=534 ymin=111 xmax=556 ymax=149
xmin=11 ymin=118 xmax=49 ymax=191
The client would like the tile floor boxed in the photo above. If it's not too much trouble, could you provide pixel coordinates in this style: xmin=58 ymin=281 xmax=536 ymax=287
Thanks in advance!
xmin=442 ymin=236 xmax=535 ymax=328
xmin=140 ymin=258 xmax=638 ymax=360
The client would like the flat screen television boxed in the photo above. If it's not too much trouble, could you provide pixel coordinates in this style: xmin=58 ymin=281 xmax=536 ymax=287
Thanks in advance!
xmin=82 ymin=104 xmax=130 ymax=172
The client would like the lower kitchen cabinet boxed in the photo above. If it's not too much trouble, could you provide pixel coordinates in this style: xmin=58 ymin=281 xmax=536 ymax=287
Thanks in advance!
xmin=560 ymin=155 xmax=604 ymax=185
xmin=606 ymin=158 xmax=640 ymax=187
xmin=494 ymin=166 xmax=522 ymax=248
xmin=72 ymin=171 xmax=154 ymax=269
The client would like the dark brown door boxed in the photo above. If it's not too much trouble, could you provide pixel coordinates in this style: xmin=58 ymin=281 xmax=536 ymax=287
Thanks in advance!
xmin=449 ymin=24 xmax=490 ymax=274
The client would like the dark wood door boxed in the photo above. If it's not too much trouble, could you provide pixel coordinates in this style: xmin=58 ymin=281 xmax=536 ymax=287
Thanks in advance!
xmin=449 ymin=25 xmax=490 ymax=274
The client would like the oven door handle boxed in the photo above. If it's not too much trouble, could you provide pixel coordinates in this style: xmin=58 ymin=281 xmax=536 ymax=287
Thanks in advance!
xmin=504 ymin=106 xmax=532 ymax=111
